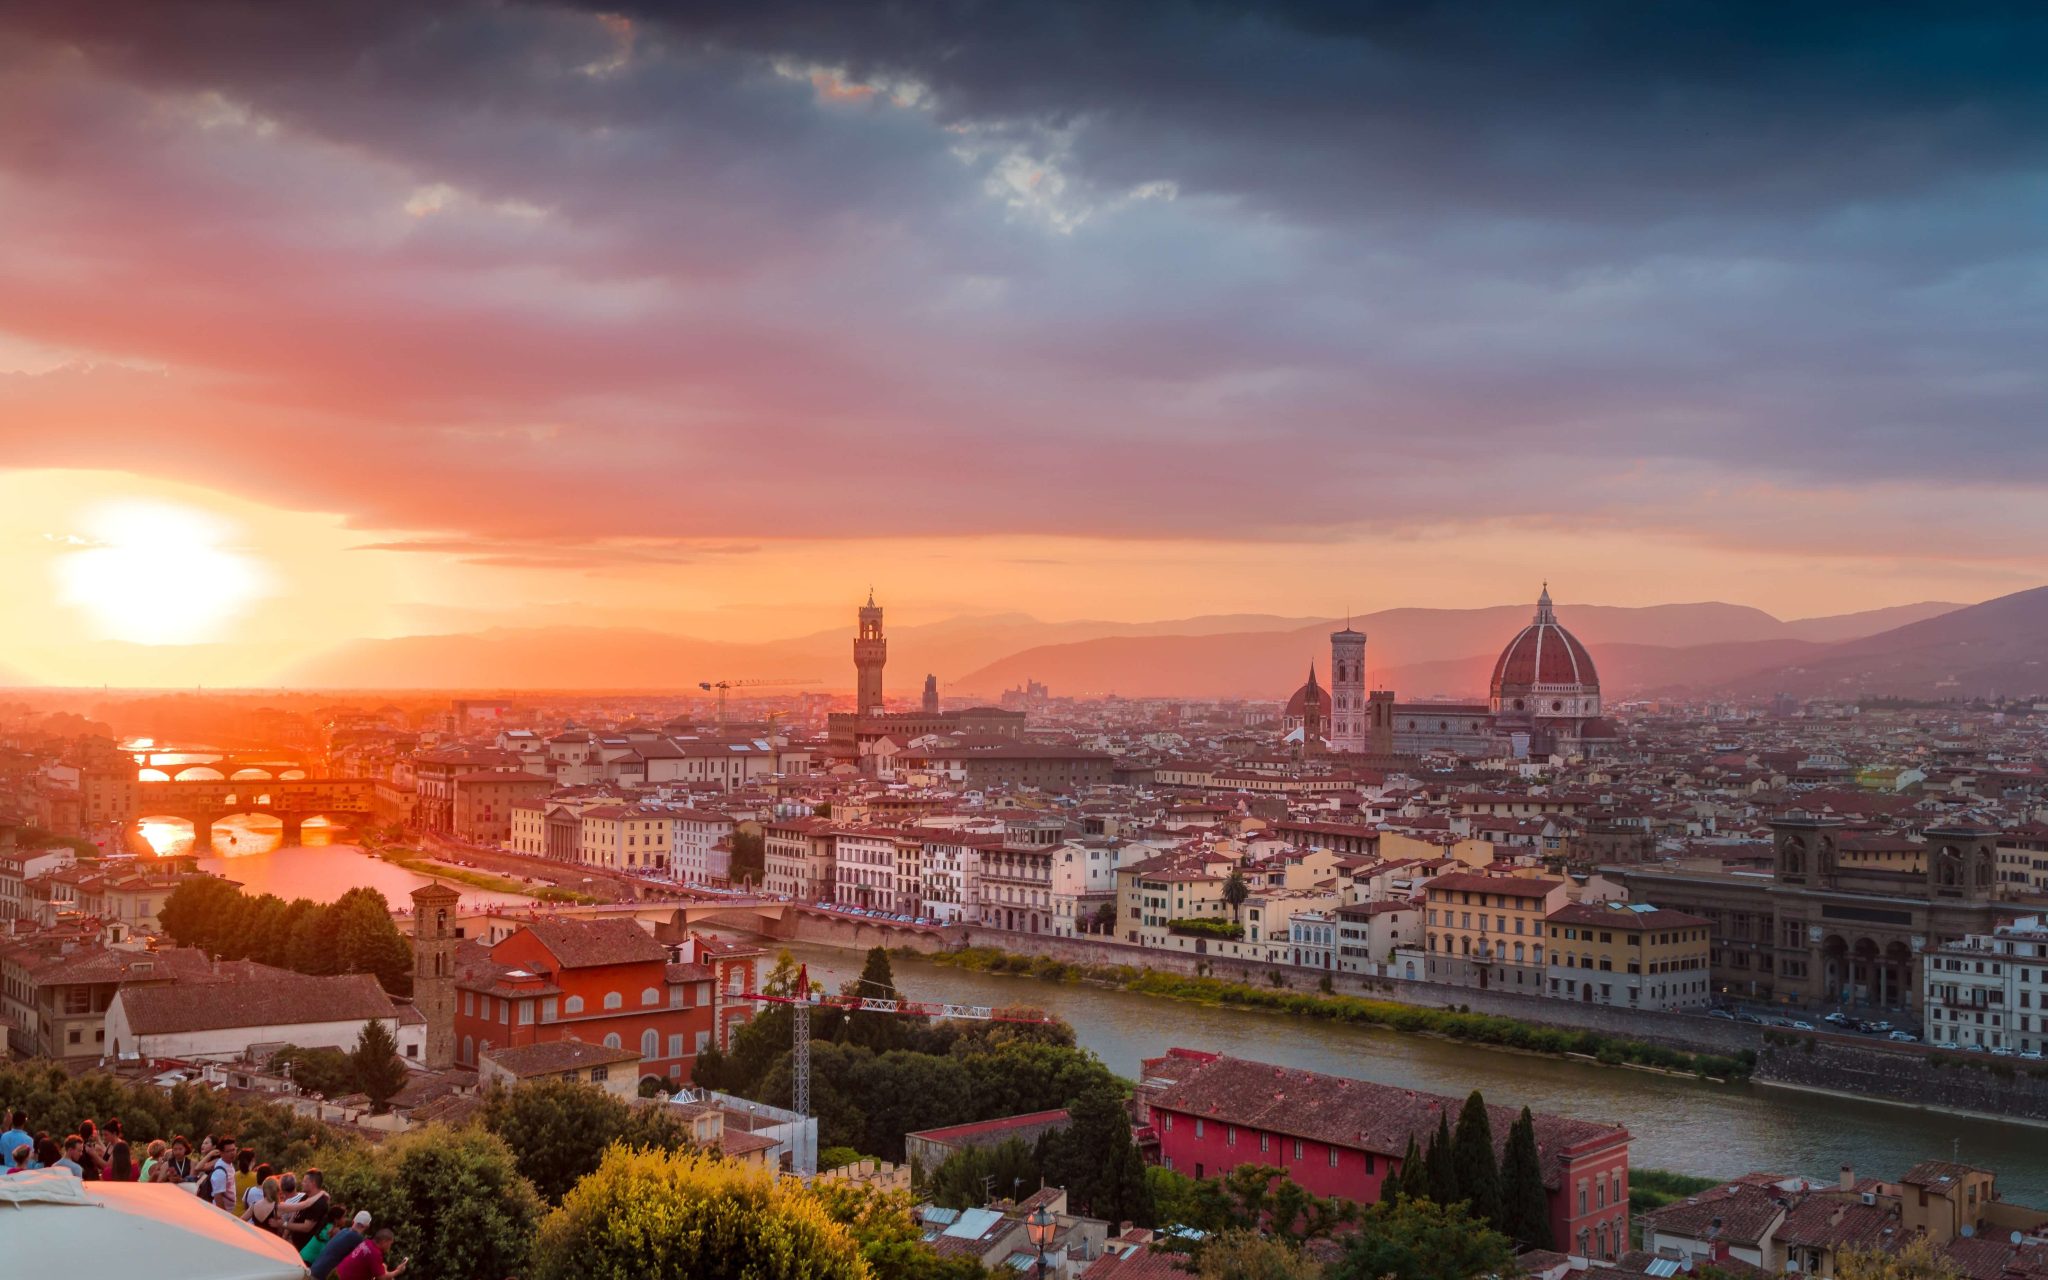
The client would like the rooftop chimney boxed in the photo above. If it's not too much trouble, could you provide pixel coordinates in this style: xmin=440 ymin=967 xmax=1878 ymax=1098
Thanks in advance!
xmin=1841 ymin=1165 xmax=1856 ymax=1192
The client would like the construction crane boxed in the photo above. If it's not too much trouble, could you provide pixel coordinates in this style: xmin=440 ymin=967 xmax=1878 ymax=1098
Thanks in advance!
xmin=738 ymin=965 xmax=1059 ymax=1176
xmin=696 ymin=677 xmax=820 ymax=730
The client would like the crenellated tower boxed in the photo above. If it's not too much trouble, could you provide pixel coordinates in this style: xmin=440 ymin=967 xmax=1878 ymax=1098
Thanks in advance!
xmin=1329 ymin=622 xmax=1367 ymax=752
xmin=855 ymin=590 xmax=887 ymax=717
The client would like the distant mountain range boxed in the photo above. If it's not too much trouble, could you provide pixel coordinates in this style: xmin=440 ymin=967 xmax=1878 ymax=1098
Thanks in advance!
xmin=15 ymin=592 xmax=2032 ymax=699
xmin=946 ymin=600 xmax=1967 ymax=700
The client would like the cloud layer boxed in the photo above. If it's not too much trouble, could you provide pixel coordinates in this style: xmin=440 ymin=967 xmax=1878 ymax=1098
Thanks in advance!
xmin=2 ymin=0 xmax=2046 ymax=558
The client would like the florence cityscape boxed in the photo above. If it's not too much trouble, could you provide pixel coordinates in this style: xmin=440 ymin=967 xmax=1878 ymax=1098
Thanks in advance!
xmin=5 ymin=4 xmax=2048 ymax=1280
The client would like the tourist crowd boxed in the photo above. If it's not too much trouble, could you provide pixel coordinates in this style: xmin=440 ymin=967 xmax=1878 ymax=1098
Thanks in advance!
xmin=1 ymin=1109 xmax=408 ymax=1278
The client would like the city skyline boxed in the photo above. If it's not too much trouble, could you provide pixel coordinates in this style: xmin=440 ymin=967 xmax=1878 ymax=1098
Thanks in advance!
xmin=5 ymin=3 xmax=2048 ymax=684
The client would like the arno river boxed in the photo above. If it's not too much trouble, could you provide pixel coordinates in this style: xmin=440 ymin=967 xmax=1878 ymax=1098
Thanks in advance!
xmin=143 ymin=834 xmax=2048 ymax=1204
xmin=774 ymin=939 xmax=2048 ymax=1204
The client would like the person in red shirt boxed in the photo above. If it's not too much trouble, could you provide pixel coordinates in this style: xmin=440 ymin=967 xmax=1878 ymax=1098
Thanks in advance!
xmin=332 ymin=1228 xmax=410 ymax=1280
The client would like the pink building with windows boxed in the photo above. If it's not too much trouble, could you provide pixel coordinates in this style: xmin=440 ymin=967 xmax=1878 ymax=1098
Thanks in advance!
xmin=1138 ymin=1050 xmax=1633 ymax=1258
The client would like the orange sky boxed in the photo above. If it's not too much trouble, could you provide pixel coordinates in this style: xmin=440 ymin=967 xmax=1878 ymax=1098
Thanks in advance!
xmin=0 ymin=467 xmax=2034 ymax=687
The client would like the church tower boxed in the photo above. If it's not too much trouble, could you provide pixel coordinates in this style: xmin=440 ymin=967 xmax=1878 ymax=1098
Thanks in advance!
xmin=854 ymin=590 xmax=887 ymax=717
xmin=1329 ymin=623 xmax=1367 ymax=753
xmin=922 ymin=673 xmax=939 ymax=713
xmin=410 ymin=881 xmax=461 ymax=1070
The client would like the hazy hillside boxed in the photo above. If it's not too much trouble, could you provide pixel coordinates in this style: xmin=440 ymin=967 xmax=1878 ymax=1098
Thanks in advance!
xmin=1779 ymin=601 xmax=1964 ymax=643
xmin=1726 ymin=587 xmax=2048 ymax=698
xmin=949 ymin=600 xmax=1935 ymax=699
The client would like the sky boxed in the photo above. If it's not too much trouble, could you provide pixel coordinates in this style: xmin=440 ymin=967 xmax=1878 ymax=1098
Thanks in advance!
xmin=3 ymin=2 xmax=2047 ymax=685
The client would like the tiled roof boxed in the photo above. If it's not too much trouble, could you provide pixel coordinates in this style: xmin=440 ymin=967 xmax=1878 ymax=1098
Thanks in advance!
xmin=482 ymin=1039 xmax=642 ymax=1076
xmin=118 ymin=971 xmax=397 ymax=1035
xmin=519 ymin=917 xmax=668 ymax=968
xmin=1148 ymin=1054 xmax=1624 ymax=1189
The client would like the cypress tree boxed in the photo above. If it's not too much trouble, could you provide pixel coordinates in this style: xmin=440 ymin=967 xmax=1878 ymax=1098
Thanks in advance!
xmin=1453 ymin=1090 xmax=1504 ymax=1228
xmin=1425 ymin=1108 xmax=1459 ymax=1206
xmin=1500 ymin=1106 xmax=1554 ymax=1250
xmin=1399 ymin=1133 xmax=1431 ymax=1202
xmin=1383 ymin=1135 xmax=1419 ymax=1204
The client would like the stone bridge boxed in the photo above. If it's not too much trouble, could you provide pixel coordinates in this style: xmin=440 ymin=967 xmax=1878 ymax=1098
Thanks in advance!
xmin=133 ymin=748 xmax=313 ymax=781
xmin=133 ymin=777 xmax=376 ymax=848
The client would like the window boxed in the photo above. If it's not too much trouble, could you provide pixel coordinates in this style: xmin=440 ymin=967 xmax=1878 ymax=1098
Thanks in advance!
xmin=462 ymin=1034 xmax=474 ymax=1064
xmin=642 ymin=1029 xmax=660 ymax=1060
xmin=1226 ymin=1126 xmax=1237 ymax=1147
xmin=542 ymin=996 xmax=558 ymax=1022
xmin=696 ymin=1030 xmax=711 ymax=1053
xmin=604 ymin=991 xmax=624 ymax=1011
xmin=1329 ymin=1147 xmax=1340 ymax=1168
xmin=669 ymin=1033 xmax=684 ymax=1058
xmin=642 ymin=987 xmax=660 ymax=1007
xmin=1194 ymin=1119 xmax=1204 ymax=1139
xmin=1293 ymin=1140 xmax=1304 ymax=1160
xmin=463 ymin=991 xmax=475 ymax=1016
xmin=590 ymin=1065 xmax=608 ymax=1082
xmin=565 ymin=994 xmax=584 ymax=1014
xmin=604 ymin=1033 xmax=623 ymax=1050
xmin=1259 ymin=1133 xmax=1269 ymax=1153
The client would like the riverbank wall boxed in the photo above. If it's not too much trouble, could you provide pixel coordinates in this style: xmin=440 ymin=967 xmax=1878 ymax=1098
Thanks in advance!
xmin=779 ymin=917 xmax=1762 ymax=1055
xmin=1756 ymin=1041 xmax=2048 ymax=1122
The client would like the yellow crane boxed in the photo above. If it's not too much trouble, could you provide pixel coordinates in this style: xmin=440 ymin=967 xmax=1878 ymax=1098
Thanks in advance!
xmin=696 ymin=677 xmax=820 ymax=729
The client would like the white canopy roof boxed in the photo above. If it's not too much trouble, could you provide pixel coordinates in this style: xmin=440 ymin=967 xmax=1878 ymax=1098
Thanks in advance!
xmin=0 ymin=1170 xmax=308 ymax=1278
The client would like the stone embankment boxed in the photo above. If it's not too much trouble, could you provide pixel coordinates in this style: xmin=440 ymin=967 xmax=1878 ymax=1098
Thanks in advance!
xmin=1755 ymin=1040 xmax=2048 ymax=1123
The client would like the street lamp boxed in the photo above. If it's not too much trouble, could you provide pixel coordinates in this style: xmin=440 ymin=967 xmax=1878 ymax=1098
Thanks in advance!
xmin=1026 ymin=1205 xmax=1057 ymax=1280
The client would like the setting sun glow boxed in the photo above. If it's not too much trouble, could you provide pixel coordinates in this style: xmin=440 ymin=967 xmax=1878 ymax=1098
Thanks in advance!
xmin=54 ymin=500 xmax=272 ymax=646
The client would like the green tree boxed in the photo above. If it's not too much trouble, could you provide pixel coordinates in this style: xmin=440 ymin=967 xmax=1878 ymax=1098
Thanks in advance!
xmin=1222 ymin=865 xmax=1250 ymax=923
xmin=1195 ymin=1230 xmax=1323 ymax=1280
xmin=927 ymin=1137 xmax=1044 ymax=1210
xmin=532 ymin=1146 xmax=866 ymax=1280
xmin=1383 ymin=1136 xmax=1420 ymax=1205
xmin=844 ymin=947 xmax=917 ymax=1052
xmin=332 ymin=887 xmax=414 ymax=995
xmin=1043 ymin=1085 xmax=1154 ymax=1226
xmin=1451 ymin=1091 xmax=1502 ymax=1228
xmin=349 ymin=1018 xmax=408 ymax=1115
xmin=812 ymin=1179 xmax=990 ymax=1280
xmin=1498 ymin=1107 xmax=1552 ymax=1250
xmin=323 ymin=1125 xmax=543 ymax=1280
xmin=1836 ymin=1239 xmax=1963 ymax=1280
xmin=1424 ymin=1111 xmax=1458 ymax=1207
xmin=729 ymin=828 xmax=767 ymax=887
xmin=1329 ymin=1198 xmax=1516 ymax=1280
xmin=269 ymin=1045 xmax=356 ymax=1098
xmin=480 ymin=1078 xmax=638 ymax=1202
xmin=761 ymin=949 xmax=805 ymax=997
xmin=1397 ymin=1135 xmax=1430 ymax=1202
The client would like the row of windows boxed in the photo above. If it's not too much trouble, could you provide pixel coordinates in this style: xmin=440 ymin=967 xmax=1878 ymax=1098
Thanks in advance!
xmin=462 ymin=985 xmax=694 ymax=1021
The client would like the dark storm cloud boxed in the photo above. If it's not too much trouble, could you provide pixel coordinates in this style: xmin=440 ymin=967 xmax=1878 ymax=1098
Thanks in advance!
xmin=1 ymin=0 xmax=2045 ymax=545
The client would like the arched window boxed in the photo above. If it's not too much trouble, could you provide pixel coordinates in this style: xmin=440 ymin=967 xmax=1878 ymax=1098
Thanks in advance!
xmin=462 ymin=1035 xmax=474 ymax=1064
xmin=564 ymin=995 xmax=584 ymax=1014
xmin=603 ymin=991 xmax=623 ymax=1010
xmin=641 ymin=987 xmax=660 ymax=1007
xmin=604 ymin=1033 xmax=623 ymax=1050
xmin=642 ymin=1029 xmax=660 ymax=1060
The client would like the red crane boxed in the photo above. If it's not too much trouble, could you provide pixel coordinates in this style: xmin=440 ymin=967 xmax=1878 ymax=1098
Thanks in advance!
xmin=736 ymin=964 xmax=1060 ymax=1175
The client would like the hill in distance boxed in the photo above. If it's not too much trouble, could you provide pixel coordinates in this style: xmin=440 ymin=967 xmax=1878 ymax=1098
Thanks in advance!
xmin=1726 ymin=586 xmax=2048 ymax=699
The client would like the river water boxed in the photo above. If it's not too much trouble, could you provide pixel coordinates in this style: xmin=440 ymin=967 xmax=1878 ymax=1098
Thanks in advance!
xmin=770 ymin=940 xmax=2048 ymax=1204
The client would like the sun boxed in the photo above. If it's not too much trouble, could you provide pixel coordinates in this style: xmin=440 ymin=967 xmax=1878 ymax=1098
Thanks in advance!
xmin=54 ymin=499 xmax=273 ymax=645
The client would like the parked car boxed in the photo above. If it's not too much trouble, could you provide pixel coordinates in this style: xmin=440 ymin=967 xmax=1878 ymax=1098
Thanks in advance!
xmin=1963 ymin=1043 xmax=1987 ymax=1053
xmin=1887 ymin=1030 xmax=1919 ymax=1043
xmin=1992 ymin=1045 xmax=2015 ymax=1057
xmin=1823 ymin=1012 xmax=1850 ymax=1025
xmin=1707 ymin=1009 xmax=1736 ymax=1021
xmin=1871 ymin=1021 xmax=1894 ymax=1033
xmin=1735 ymin=1012 xmax=1764 ymax=1024
xmin=2020 ymin=1049 xmax=2043 ymax=1061
xmin=1791 ymin=1020 xmax=1815 ymax=1031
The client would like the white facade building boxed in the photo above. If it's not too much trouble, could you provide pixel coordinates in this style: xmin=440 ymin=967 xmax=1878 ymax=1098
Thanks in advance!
xmin=666 ymin=808 xmax=737 ymax=886
xmin=1923 ymin=915 xmax=2048 ymax=1054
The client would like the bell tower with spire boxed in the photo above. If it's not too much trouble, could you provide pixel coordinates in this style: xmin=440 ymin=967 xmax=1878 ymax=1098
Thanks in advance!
xmin=854 ymin=590 xmax=887 ymax=718
xmin=1329 ymin=617 xmax=1367 ymax=753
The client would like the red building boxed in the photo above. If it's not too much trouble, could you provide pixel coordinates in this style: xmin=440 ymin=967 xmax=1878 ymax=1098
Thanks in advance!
xmin=1139 ymin=1050 xmax=1632 ymax=1259
xmin=665 ymin=931 xmax=764 ymax=1050
xmin=453 ymin=917 xmax=717 ymax=1086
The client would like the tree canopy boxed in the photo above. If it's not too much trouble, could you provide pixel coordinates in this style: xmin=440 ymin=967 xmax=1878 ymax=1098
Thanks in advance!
xmin=533 ymin=1146 xmax=867 ymax=1280
xmin=159 ymin=878 xmax=413 ymax=995
xmin=479 ymin=1078 xmax=694 ymax=1202
xmin=1328 ymin=1198 xmax=1516 ymax=1280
